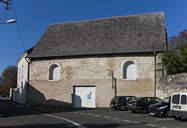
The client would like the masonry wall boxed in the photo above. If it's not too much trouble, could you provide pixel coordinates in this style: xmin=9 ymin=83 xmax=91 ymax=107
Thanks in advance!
xmin=157 ymin=73 xmax=187 ymax=99
xmin=29 ymin=55 xmax=156 ymax=107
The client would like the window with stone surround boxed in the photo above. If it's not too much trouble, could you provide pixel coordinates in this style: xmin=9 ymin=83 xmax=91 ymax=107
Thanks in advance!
xmin=123 ymin=61 xmax=136 ymax=80
xmin=48 ymin=64 xmax=61 ymax=81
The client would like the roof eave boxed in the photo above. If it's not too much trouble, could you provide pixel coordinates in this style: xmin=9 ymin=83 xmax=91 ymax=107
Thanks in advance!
xmin=28 ymin=50 xmax=164 ymax=60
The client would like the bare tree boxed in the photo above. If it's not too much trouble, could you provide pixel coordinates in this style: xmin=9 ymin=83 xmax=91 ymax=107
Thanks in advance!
xmin=0 ymin=66 xmax=17 ymax=96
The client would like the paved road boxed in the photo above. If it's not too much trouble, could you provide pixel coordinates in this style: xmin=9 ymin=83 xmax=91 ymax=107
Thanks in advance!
xmin=0 ymin=100 xmax=187 ymax=128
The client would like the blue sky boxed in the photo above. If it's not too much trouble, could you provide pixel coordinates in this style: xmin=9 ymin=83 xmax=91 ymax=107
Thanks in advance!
xmin=0 ymin=0 xmax=187 ymax=74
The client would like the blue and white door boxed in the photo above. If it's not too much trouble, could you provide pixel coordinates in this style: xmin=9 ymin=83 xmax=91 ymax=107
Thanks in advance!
xmin=74 ymin=86 xmax=96 ymax=108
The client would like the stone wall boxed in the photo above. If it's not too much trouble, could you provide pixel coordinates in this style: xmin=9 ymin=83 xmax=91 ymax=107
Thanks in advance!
xmin=157 ymin=73 xmax=187 ymax=98
xmin=29 ymin=55 xmax=156 ymax=107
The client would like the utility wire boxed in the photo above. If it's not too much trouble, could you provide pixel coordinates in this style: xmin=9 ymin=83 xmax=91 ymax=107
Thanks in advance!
xmin=12 ymin=0 xmax=25 ymax=51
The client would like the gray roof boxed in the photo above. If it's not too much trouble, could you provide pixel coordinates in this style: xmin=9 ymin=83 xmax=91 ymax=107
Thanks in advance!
xmin=29 ymin=12 xmax=166 ymax=59
xmin=17 ymin=47 xmax=34 ymax=63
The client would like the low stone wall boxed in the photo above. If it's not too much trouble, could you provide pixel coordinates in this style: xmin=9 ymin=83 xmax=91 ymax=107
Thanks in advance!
xmin=157 ymin=73 xmax=187 ymax=98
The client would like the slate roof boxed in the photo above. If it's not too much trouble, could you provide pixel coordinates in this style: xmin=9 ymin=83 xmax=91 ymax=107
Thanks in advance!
xmin=26 ymin=47 xmax=34 ymax=55
xmin=29 ymin=12 xmax=166 ymax=59
xmin=17 ymin=47 xmax=34 ymax=63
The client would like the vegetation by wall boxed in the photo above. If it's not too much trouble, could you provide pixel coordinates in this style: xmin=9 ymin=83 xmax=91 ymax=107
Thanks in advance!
xmin=162 ymin=29 xmax=187 ymax=75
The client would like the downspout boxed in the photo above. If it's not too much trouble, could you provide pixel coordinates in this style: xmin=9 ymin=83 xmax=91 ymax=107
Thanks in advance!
xmin=112 ymin=70 xmax=117 ymax=97
xmin=25 ymin=57 xmax=31 ymax=106
xmin=154 ymin=51 xmax=157 ymax=97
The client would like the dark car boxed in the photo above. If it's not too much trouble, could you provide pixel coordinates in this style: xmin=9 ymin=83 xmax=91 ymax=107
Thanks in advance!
xmin=126 ymin=97 xmax=161 ymax=113
xmin=110 ymin=96 xmax=136 ymax=111
xmin=149 ymin=97 xmax=171 ymax=117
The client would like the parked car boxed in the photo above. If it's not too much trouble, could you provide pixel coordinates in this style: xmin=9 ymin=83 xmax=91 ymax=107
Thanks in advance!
xmin=110 ymin=96 xmax=136 ymax=111
xmin=126 ymin=97 xmax=161 ymax=113
xmin=149 ymin=97 xmax=171 ymax=117
xmin=170 ymin=92 xmax=187 ymax=120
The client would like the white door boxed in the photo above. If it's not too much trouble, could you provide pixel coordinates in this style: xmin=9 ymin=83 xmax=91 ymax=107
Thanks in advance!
xmin=126 ymin=64 xmax=136 ymax=80
xmin=180 ymin=94 xmax=187 ymax=111
xmin=74 ymin=86 xmax=95 ymax=108
xmin=53 ymin=66 xmax=61 ymax=81
xmin=171 ymin=93 xmax=180 ymax=111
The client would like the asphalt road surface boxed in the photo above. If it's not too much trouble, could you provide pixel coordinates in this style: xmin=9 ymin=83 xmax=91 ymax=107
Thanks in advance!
xmin=0 ymin=100 xmax=187 ymax=128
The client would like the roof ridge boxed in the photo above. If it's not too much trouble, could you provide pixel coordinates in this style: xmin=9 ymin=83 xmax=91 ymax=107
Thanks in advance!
xmin=49 ymin=11 xmax=164 ymax=27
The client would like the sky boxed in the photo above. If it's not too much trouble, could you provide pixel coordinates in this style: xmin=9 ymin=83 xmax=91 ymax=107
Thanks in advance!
xmin=0 ymin=0 xmax=187 ymax=74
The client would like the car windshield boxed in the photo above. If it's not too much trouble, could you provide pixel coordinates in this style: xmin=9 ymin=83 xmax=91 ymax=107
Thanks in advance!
xmin=131 ymin=96 xmax=136 ymax=100
xmin=162 ymin=97 xmax=170 ymax=103
xmin=111 ymin=97 xmax=118 ymax=103
xmin=126 ymin=96 xmax=136 ymax=102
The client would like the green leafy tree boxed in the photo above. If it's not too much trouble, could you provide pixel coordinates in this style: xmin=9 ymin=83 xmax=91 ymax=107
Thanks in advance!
xmin=162 ymin=50 xmax=180 ymax=74
xmin=162 ymin=30 xmax=187 ymax=75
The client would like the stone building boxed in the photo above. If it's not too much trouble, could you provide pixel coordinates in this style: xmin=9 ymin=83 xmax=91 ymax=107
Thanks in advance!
xmin=17 ymin=12 xmax=166 ymax=107
xmin=13 ymin=48 xmax=33 ymax=104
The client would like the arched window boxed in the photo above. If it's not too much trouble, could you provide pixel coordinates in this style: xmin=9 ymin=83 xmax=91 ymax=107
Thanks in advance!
xmin=49 ymin=64 xmax=61 ymax=81
xmin=123 ymin=61 xmax=136 ymax=80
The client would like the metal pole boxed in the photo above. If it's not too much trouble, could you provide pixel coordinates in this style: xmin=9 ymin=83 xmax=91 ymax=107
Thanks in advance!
xmin=0 ymin=0 xmax=11 ymax=9
xmin=111 ymin=70 xmax=117 ymax=97
xmin=154 ymin=52 xmax=157 ymax=97
xmin=0 ymin=22 xmax=6 ymax=24
xmin=114 ymin=78 xmax=117 ymax=97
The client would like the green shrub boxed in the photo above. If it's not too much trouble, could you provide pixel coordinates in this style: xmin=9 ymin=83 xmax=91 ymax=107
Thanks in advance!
xmin=162 ymin=30 xmax=187 ymax=75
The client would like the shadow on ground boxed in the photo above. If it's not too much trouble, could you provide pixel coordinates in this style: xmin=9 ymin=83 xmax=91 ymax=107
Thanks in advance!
xmin=0 ymin=99 xmax=95 ymax=118
xmin=0 ymin=82 xmax=97 ymax=118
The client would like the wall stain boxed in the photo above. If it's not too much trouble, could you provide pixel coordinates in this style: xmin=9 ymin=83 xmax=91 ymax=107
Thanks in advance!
xmin=107 ymin=58 xmax=115 ymax=76
xmin=66 ymin=66 xmax=73 ymax=80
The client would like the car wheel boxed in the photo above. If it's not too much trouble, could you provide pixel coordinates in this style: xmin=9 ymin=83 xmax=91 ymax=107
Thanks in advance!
xmin=141 ymin=109 xmax=148 ymax=114
xmin=112 ymin=108 xmax=117 ymax=110
xmin=174 ymin=116 xmax=182 ymax=120
xmin=131 ymin=110 xmax=136 ymax=113
xmin=120 ymin=105 xmax=126 ymax=111
xmin=165 ymin=110 xmax=171 ymax=118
